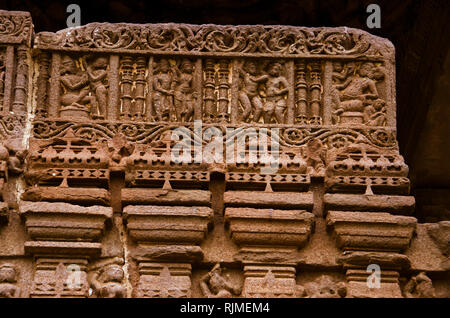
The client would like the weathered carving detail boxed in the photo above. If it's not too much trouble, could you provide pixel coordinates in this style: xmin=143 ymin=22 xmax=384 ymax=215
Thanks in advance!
xmin=0 ymin=264 xmax=19 ymax=298
xmin=331 ymin=61 xmax=387 ymax=126
xmin=137 ymin=263 xmax=192 ymax=298
xmin=200 ymin=263 xmax=241 ymax=298
xmin=59 ymin=55 xmax=93 ymax=119
xmin=0 ymin=50 xmax=6 ymax=111
xmin=35 ymin=51 xmax=51 ymax=117
xmin=243 ymin=266 xmax=297 ymax=297
xmin=35 ymin=24 xmax=393 ymax=59
xmin=173 ymin=59 xmax=196 ymax=122
xmin=31 ymin=258 xmax=89 ymax=298
xmin=0 ymin=10 xmax=33 ymax=45
xmin=301 ymin=275 xmax=347 ymax=298
xmin=403 ymin=272 xmax=436 ymax=298
xmin=152 ymin=58 xmax=175 ymax=122
xmin=0 ymin=9 xmax=444 ymax=299
xmin=88 ymin=258 xmax=126 ymax=298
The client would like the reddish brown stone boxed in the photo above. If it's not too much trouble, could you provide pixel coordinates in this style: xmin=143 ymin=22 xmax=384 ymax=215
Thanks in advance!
xmin=0 ymin=9 xmax=446 ymax=298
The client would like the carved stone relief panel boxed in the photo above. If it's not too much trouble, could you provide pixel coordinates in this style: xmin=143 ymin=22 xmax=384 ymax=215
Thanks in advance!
xmin=0 ymin=9 xmax=446 ymax=299
xmin=330 ymin=61 xmax=387 ymax=126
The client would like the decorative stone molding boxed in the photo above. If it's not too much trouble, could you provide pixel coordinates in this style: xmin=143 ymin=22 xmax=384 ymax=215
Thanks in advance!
xmin=225 ymin=208 xmax=315 ymax=248
xmin=326 ymin=211 xmax=417 ymax=252
xmin=34 ymin=24 xmax=394 ymax=59
xmin=136 ymin=262 xmax=192 ymax=298
xmin=20 ymin=201 xmax=112 ymax=244
xmin=0 ymin=9 xmax=446 ymax=298
xmin=327 ymin=211 xmax=417 ymax=297
xmin=124 ymin=205 xmax=213 ymax=245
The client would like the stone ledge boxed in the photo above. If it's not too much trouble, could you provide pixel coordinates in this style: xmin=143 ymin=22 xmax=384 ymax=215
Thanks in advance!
xmin=21 ymin=187 xmax=111 ymax=206
xmin=326 ymin=211 xmax=417 ymax=252
xmin=24 ymin=241 xmax=102 ymax=256
xmin=225 ymin=208 xmax=315 ymax=247
xmin=224 ymin=191 xmax=314 ymax=210
xmin=122 ymin=189 xmax=211 ymax=206
xmin=20 ymin=201 xmax=113 ymax=242
xmin=324 ymin=193 xmax=415 ymax=215
xmin=124 ymin=205 xmax=213 ymax=244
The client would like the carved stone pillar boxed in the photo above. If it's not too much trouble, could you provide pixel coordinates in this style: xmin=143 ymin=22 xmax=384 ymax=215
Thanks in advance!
xmin=120 ymin=56 xmax=133 ymax=120
xmin=35 ymin=51 xmax=51 ymax=118
xmin=217 ymin=59 xmax=230 ymax=123
xmin=308 ymin=61 xmax=322 ymax=124
xmin=295 ymin=60 xmax=308 ymax=124
xmin=133 ymin=56 xmax=146 ymax=120
xmin=124 ymin=204 xmax=213 ymax=297
xmin=20 ymin=201 xmax=112 ymax=297
xmin=12 ymin=46 xmax=28 ymax=113
xmin=225 ymin=207 xmax=314 ymax=297
xmin=203 ymin=59 xmax=216 ymax=122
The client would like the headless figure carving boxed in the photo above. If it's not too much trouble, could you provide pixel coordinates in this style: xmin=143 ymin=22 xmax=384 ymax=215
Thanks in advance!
xmin=200 ymin=263 xmax=241 ymax=298
xmin=404 ymin=272 xmax=436 ymax=298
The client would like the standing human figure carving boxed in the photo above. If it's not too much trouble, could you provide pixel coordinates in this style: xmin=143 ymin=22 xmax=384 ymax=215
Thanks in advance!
xmin=153 ymin=59 xmax=174 ymax=121
xmin=263 ymin=62 xmax=289 ymax=124
xmin=85 ymin=56 xmax=108 ymax=119
xmin=238 ymin=60 xmax=268 ymax=123
xmin=172 ymin=59 xmax=196 ymax=122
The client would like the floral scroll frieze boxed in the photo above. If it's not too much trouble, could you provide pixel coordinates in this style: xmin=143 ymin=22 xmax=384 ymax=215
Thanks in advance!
xmin=0 ymin=10 xmax=33 ymax=46
xmin=31 ymin=119 xmax=397 ymax=151
xmin=35 ymin=24 xmax=393 ymax=59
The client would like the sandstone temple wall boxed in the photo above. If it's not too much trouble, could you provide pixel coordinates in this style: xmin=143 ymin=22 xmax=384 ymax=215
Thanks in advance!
xmin=0 ymin=9 xmax=448 ymax=298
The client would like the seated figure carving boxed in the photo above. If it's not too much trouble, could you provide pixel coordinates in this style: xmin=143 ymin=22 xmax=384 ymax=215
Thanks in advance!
xmin=59 ymin=55 xmax=93 ymax=118
xmin=403 ymin=272 xmax=436 ymax=298
xmin=332 ymin=62 xmax=386 ymax=126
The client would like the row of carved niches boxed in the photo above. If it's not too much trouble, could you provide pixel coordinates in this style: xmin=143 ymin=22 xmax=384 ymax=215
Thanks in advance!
xmin=33 ymin=52 xmax=392 ymax=127
xmin=0 ymin=260 xmax=440 ymax=298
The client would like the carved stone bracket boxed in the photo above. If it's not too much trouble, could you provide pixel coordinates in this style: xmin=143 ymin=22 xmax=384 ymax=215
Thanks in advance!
xmin=20 ymin=201 xmax=113 ymax=256
xmin=326 ymin=211 xmax=417 ymax=297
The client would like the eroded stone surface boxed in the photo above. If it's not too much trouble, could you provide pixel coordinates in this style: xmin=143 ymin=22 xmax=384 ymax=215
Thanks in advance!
xmin=0 ymin=9 xmax=447 ymax=298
